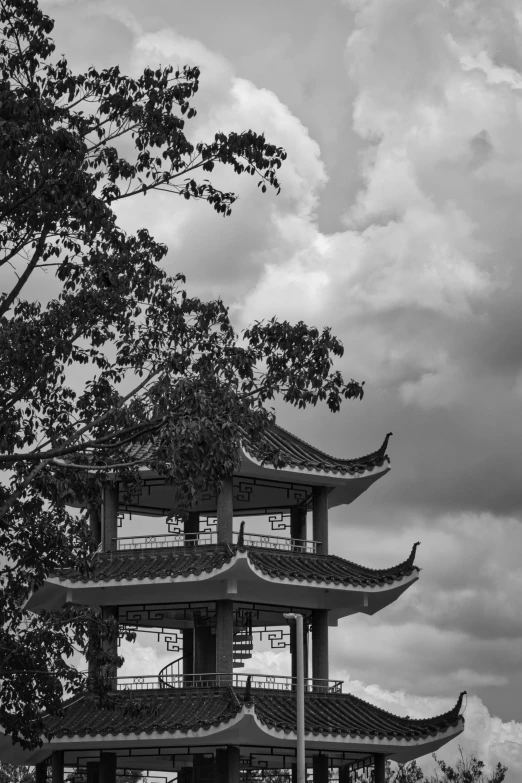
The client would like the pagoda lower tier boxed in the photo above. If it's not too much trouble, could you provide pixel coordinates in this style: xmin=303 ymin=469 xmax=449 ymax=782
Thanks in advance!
xmin=0 ymin=686 xmax=465 ymax=778
xmin=26 ymin=542 xmax=420 ymax=625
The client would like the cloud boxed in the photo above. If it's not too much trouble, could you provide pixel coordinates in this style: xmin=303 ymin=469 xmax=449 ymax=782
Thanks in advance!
xmin=345 ymin=682 xmax=522 ymax=781
xmin=106 ymin=27 xmax=328 ymax=304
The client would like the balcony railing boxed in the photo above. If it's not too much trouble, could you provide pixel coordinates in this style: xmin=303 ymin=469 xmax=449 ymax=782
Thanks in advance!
xmin=114 ymin=530 xmax=318 ymax=554
xmin=115 ymin=531 xmax=215 ymax=550
xmin=116 ymin=673 xmax=342 ymax=693
xmin=234 ymin=531 xmax=318 ymax=554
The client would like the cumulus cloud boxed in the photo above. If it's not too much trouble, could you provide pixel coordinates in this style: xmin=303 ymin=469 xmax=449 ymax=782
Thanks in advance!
xmin=345 ymin=682 xmax=522 ymax=781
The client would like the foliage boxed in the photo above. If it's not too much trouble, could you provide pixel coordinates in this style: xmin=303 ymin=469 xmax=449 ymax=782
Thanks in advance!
xmin=429 ymin=749 xmax=507 ymax=783
xmin=0 ymin=762 xmax=34 ymax=783
xmin=385 ymin=760 xmax=425 ymax=782
xmin=0 ymin=0 xmax=364 ymax=752
xmin=345 ymin=751 xmax=509 ymax=783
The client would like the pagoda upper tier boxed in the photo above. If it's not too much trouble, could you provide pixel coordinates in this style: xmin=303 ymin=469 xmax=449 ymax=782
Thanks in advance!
xmin=26 ymin=541 xmax=420 ymax=623
xmin=114 ymin=425 xmax=392 ymax=516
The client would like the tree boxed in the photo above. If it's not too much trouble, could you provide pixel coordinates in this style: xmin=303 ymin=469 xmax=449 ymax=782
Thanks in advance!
xmin=0 ymin=762 xmax=34 ymax=783
xmin=386 ymin=760 xmax=425 ymax=782
xmin=0 ymin=0 xmax=364 ymax=752
xmin=382 ymin=750 xmax=508 ymax=783
xmin=429 ymin=749 xmax=507 ymax=783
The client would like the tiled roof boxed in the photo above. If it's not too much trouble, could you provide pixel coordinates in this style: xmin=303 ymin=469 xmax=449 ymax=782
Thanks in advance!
xmin=125 ymin=425 xmax=392 ymax=477
xmin=45 ymin=689 xmax=239 ymax=738
xmin=242 ymin=425 xmax=392 ymax=476
xmin=55 ymin=542 xmax=419 ymax=587
xmin=56 ymin=544 xmax=236 ymax=584
xmin=247 ymin=542 xmax=419 ymax=587
xmin=45 ymin=688 xmax=464 ymax=742
xmin=253 ymin=689 xmax=464 ymax=741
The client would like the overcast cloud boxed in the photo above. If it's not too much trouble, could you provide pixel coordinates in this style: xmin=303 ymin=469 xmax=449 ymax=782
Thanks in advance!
xmin=36 ymin=0 xmax=522 ymax=779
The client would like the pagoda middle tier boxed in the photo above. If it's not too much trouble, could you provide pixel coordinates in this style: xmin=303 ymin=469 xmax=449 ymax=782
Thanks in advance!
xmin=27 ymin=541 xmax=421 ymax=625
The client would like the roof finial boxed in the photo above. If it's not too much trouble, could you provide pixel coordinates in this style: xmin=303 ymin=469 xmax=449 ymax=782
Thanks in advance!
xmin=377 ymin=432 xmax=393 ymax=457
xmin=454 ymin=690 xmax=467 ymax=717
xmin=237 ymin=520 xmax=245 ymax=548
xmin=243 ymin=675 xmax=253 ymax=704
xmin=407 ymin=541 xmax=421 ymax=566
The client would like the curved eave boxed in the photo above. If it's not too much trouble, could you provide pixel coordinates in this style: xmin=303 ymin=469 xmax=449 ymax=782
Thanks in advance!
xmin=26 ymin=549 xmax=420 ymax=620
xmin=239 ymin=445 xmax=390 ymax=505
xmin=0 ymin=703 xmax=463 ymax=767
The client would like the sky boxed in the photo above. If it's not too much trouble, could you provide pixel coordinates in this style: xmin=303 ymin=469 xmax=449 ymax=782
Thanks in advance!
xmin=33 ymin=0 xmax=522 ymax=778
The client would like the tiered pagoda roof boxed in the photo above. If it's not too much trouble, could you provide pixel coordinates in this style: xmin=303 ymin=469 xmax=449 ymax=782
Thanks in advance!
xmin=52 ymin=542 xmax=419 ymax=588
xmin=127 ymin=425 xmax=392 ymax=478
xmin=116 ymin=424 xmax=393 ymax=515
xmin=240 ymin=425 xmax=392 ymax=477
xmin=26 ymin=543 xmax=421 ymax=622
xmin=16 ymin=687 xmax=463 ymax=767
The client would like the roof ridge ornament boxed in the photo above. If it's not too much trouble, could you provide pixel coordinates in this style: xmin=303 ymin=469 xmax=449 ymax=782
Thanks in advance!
xmin=243 ymin=675 xmax=254 ymax=705
xmin=377 ymin=432 xmax=393 ymax=457
xmin=453 ymin=690 xmax=467 ymax=717
xmin=237 ymin=520 xmax=245 ymax=548
xmin=406 ymin=541 xmax=421 ymax=567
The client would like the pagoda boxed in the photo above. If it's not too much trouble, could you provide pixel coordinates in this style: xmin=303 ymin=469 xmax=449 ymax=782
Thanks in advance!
xmin=1 ymin=424 xmax=464 ymax=782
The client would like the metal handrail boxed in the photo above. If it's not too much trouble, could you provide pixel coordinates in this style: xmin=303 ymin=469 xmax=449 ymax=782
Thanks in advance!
xmin=114 ymin=531 xmax=215 ymax=550
xmin=157 ymin=652 xmax=193 ymax=688
xmin=234 ymin=530 xmax=318 ymax=553
xmin=155 ymin=672 xmax=343 ymax=693
xmin=113 ymin=530 xmax=319 ymax=554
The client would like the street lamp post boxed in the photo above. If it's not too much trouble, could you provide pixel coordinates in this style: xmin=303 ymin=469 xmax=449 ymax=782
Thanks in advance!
xmin=284 ymin=613 xmax=305 ymax=783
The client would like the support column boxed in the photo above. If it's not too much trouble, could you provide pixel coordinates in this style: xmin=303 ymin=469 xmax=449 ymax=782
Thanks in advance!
xmin=338 ymin=764 xmax=350 ymax=783
xmin=51 ymin=752 xmax=64 ymax=783
xmin=216 ymin=600 xmax=234 ymax=685
xmin=178 ymin=768 xmax=193 ymax=783
xmin=216 ymin=746 xmax=240 ymax=783
xmin=102 ymin=605 xmax=119 ymax=686
xmin=35 ymin=762 xmax=47 ymax=783
xmin=99 ymin=753 xmax=117 ymax=783
xmin=217 ymin=477 xmax=233 ymax=543
xmin=374 ymin=754 xmax=386 ymax=783
xmin=193 ymin=754 xmax=215 ymax=783
xmin=182 ymin=628 xmax=194 ymax=678
xmin=313 ymin=754 xmax=329 ymax=783
xmin=311 ymin=609 xmax=329 ymax=690
xmin=194 ymin=619 xmax=216 ymax=680
xmin=86 ymin=762 xmax=100 ymax=783
xmin=312 ymin=486 xmax=329 ymax=555
xmin=89 ymin=503 xmax=102 ymax=546
xmin=290 ymin=505 xmax=307 ymax=548
xmin=102 ymin=483 xmax=119 ymax=552
xmin=185 ymin=511 xmax=199 ymax=544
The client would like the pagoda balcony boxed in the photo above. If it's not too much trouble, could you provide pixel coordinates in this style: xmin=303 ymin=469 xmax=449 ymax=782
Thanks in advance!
xmin=114 ymin=530 xmax=320 ymax=554
xmin=115 ymin=672 xmax=343 ymax=693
